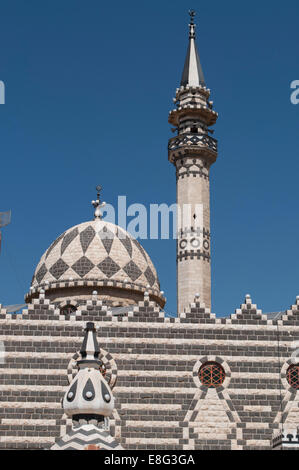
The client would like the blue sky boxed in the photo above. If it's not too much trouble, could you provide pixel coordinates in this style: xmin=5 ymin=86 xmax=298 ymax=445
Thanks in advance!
xmin=0 ymin=0 xmax=298 ymax=316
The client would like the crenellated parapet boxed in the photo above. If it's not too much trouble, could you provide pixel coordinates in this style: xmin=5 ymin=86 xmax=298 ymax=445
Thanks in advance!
xmin=169 ymin=85 xmax=218 ymax=128
xmin=3 ymin=290 xmax=299 ymax=329
xmin=282 ymin=296 xmax=299 ymax=325
xmin=229 ymin=295 xmax=268 ymax=324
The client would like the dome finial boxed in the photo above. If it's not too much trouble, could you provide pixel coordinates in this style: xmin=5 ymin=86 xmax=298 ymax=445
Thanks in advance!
xmin=91 ymin=185 xmax=106 ymax=220
xmin=189 ymin=9 xmax=196 ymax=39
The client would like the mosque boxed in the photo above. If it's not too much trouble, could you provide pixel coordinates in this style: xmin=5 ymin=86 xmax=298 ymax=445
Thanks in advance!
xmin=0 ymin=12 xmax=298 ymax=450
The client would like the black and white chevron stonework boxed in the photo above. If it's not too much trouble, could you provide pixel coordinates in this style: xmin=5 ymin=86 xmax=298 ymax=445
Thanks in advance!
xmin=30 ymin=220 xmax=160 ymax=292
xmin=1 ymin=294 xmax=299 ymax=450
xmin=51 ymin=424 xmax=123 ymax=450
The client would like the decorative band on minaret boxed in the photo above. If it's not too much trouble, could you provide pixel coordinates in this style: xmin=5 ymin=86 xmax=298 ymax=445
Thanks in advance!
xmin=168 ymin=11 xmax=218 ymax=313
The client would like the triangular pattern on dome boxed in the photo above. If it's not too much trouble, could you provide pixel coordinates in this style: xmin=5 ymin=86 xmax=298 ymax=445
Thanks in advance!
xmin=80 ymin=232 xmax=106 ymax=267
xmin=136 ymin=272 xmax=152 ymax=289
xmin=49 ymin=258 xmax=69 ymax=280
xmin=98 ymin=226 xmax=115 ymax=255
xmin=144 ymin=266 xmax=155 ymax=287
xmin=61 ymin=267 xmax=79 ymax=280
xmin=61 ymin=228 xmax=79 ymax=255
xmin=80 ymin=226 xmax=96 ymax=254
xmin=109 ymin=236 xmax=132 ymax=267
xmin=117 ymin=231 xmax=133 ymax=258
xmin=83 ymin=265 xmax=101 ymax=279
xmin=284 ymin=297 xmax=299 ymax=322
xmin=98 ymin=257 xmax=120 ymax=279
xmin=123 ymin=260 xmax=142 ymax=282
xmin=35 ymin=263 xmax=47 ymax=284
xmin=132 ymin=239 xmax=148 ymax=262
xmin=45 ymin=231 xmax=65 ymax=260
xmin=72 ymin=256 xmax=95 ymax=278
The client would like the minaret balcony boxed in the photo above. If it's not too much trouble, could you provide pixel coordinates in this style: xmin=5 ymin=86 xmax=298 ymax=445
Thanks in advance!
xmin=169 ymin=106 xmax=218 ymax=127
xmin=168 ymin=133 xmax=218 ymax=163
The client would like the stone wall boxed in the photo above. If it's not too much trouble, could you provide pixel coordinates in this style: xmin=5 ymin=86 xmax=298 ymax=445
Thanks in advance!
xmin=0 ymin=293 xmax=298 ymax=450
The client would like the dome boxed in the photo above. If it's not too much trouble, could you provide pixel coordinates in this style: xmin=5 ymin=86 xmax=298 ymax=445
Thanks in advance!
xmin=26 ymin=219 xmax=165 ymax=308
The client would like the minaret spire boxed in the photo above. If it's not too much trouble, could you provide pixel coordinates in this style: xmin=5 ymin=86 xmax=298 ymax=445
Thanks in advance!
xmin=181 ymin=10 xmax=205 ymax=87
xmin=168 ymin=11 xmax=219 ymax=314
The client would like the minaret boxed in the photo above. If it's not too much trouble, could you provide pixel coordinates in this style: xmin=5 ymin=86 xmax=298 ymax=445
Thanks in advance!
xmin=168 ymin=11 xmax=218 ymax=313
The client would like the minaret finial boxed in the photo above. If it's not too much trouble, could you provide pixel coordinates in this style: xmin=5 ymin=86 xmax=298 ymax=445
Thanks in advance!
xmin=91 ymin=185 xmax=106 ymax=220
xmin=189 ymin=9 xmax=196 ymax=39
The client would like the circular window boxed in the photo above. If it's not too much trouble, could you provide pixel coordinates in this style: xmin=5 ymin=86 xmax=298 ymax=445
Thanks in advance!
xmin=199 ymin=362 xmax=225 ymax=388
xmin=287 ymin=364 xmax=299 ymax=390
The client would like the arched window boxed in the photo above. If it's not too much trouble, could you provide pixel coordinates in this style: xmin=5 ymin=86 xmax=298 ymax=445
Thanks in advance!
xmin=287 ymin=364 xmax=299 ymax=390
xmin=199 ymin=362 xmax=225 ymax=388
xmin=60 ymin=305 xmax=77 ymax=315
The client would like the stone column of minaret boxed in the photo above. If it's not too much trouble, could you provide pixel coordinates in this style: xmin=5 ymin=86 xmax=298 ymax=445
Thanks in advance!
xmin=51 ymin=322 xmax=123 ymax=450
xmin=168 ymin=11 xmax=219 ymax=313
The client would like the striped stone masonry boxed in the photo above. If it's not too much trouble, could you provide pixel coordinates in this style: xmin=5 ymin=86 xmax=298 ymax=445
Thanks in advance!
xmin=0 ymin=293 xmax=298 ymax=450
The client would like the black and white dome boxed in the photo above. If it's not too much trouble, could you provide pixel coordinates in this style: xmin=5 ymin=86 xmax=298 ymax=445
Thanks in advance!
xmin=26 ymin=219 xmax=165 ymax=307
